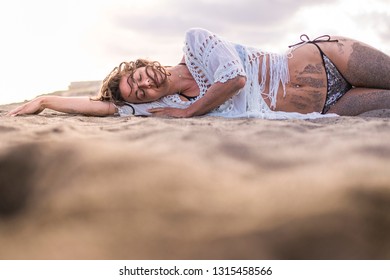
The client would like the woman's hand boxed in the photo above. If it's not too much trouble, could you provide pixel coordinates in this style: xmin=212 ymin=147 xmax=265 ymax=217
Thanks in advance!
xmin=148 ymin=107 xmax=191 ymax=118
xmin=6 ymin=97 xmax=45 ymax=116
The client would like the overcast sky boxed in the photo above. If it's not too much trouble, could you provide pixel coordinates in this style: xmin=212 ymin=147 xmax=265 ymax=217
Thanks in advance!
xmin=0 ymin=0 xmax=389 ymax=105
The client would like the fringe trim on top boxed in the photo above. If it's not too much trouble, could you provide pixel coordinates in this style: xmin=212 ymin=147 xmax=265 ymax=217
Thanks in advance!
xmin=260 ymin=53 xmax=290 ymax=110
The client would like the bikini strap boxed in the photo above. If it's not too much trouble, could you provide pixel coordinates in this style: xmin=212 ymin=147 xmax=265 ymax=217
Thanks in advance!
xmin=287 ymin=34 xmax=338 ymax=58
xmin=288 ymin=34 xmax=338 ymax=49
xmin=178 ymin=92 xmax=197 ymax=101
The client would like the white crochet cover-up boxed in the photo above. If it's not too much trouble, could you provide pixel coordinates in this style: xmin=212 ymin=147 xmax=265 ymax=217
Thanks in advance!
xmin=117 ymin=28 xmax=335 ymax=119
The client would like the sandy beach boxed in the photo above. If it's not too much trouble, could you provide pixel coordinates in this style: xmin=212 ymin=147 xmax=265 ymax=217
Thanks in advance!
xmin=1 ymin=84 xmax=390 ymax=260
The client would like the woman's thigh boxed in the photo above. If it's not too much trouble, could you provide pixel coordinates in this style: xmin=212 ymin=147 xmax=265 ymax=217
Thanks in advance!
xmin=327 ymin=88 xmax=390 ymax=115
xmin=318 ymin=37 xmax=390 ymax=89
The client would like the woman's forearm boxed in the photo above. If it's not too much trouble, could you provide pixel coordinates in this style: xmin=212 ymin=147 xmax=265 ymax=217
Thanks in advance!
xmin=40 ymin=96 xmax=116 ymax=116
xmin=7 ymin=96 xmax=116 ymax=117
xmin=186 ymin=76 xmax=246 ymax=117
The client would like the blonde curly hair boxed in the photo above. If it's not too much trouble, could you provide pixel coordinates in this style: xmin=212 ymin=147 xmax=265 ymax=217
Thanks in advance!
xmin=95 ymin=59 xmax=170 ymax=105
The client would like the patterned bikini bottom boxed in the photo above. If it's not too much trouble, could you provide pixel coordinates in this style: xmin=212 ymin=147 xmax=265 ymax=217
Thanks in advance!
xmin=321 ymin=53 xmax=352 ymax=113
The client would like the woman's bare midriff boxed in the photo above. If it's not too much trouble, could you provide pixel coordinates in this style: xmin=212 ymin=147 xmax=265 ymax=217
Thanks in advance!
xmin=260 ymin=44 xmax=328 ymax=114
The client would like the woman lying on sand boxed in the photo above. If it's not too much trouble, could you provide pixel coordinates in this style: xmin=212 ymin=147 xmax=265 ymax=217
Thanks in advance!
xmin=8 ymin=28 xmax=390 ymax=119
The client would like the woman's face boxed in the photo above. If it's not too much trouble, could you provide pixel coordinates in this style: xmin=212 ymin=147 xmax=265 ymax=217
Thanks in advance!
xmin=119 ymin=66 xmax=168 ymax=103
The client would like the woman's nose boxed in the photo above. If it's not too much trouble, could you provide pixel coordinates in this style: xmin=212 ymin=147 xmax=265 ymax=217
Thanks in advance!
xmin=140 ymin=79 xmax=152 ymax=88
